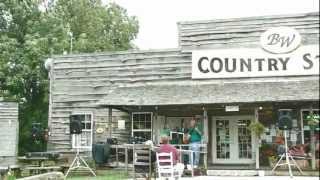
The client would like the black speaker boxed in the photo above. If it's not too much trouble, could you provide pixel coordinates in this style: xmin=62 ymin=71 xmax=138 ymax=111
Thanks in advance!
xmin=70 ymin=115 xmax=83 ymax=134
xmin=278 ymin=109 xmax=292 ymax=130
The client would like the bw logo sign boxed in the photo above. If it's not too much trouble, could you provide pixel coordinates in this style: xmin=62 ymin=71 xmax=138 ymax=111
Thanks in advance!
xmin=260 ymin=27 xmax=301 ymax=54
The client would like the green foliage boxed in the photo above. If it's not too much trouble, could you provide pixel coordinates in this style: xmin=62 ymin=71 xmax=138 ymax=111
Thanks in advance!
xmin=0 ymin=0 xmax=139 ymax=154
xmin=306 ymin=112 xmax=320 ymax=128
xmin=248 ymin=121 xmax=265 ymax=139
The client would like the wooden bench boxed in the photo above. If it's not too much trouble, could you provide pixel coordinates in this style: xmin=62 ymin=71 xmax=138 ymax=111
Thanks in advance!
xmin=23 ymin=166 xmax=61 ymax=175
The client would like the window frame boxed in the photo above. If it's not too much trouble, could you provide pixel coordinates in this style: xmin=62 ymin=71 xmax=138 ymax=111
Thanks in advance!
xmin=300 ymin=108 xmax=319 ymax=144
xmin=71 ymin=112 xmax=94 ymax=150
xmin=131 ymin=112 xmax=153 ymax=140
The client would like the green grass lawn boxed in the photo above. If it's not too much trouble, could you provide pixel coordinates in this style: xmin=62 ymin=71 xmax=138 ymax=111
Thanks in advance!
xmin=67 ymin=170 xmax=129 ymax=180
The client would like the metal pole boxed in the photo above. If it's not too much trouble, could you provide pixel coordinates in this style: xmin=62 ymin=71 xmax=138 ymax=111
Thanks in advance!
xmin=284 ymin=130 xmax=293 ymax=178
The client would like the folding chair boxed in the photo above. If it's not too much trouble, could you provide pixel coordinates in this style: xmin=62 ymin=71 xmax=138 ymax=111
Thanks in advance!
xmin=156 ymin=152 xmax=182 ymax=180
xmin=133 ymin=144 xmax=152 ymax=179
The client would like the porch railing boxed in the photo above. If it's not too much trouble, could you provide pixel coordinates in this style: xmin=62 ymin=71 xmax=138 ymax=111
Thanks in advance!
xmin=110 ymin=143 xmax=208 ymax=177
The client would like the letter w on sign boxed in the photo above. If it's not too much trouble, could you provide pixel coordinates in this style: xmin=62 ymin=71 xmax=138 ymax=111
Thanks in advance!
xmin=267 ymin=33 xmax=296 ymax=47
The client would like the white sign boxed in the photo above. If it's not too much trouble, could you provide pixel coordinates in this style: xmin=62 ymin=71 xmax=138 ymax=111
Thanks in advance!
xmin=117 ymin=120 xmax=126 ymax=130
xmin=225 ymin=105 xmax=239 ymax=112
xmin=192 ymin=45 xmax=319 ymax=79
xmin=260 ymin=27 xmax=302 ymax=54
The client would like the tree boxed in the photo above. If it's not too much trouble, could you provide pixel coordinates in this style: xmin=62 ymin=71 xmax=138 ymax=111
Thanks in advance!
xmin=0 ymin=0 xmax=139 ymax=154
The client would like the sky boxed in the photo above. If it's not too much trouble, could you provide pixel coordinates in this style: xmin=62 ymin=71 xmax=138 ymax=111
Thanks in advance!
xmin=105 ymin=0 xmax=319 ymax=50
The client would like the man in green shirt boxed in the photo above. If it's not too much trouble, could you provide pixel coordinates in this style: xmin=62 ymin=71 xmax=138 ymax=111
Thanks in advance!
xmin=188 ymin=117 xmax=202 ymax=168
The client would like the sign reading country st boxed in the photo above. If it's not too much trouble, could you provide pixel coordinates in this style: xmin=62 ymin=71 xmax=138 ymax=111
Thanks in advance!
xmin=192 ymin=27 xmax=319 ymax=79
xmin=192 ymin=45 xmax=319 ymax=79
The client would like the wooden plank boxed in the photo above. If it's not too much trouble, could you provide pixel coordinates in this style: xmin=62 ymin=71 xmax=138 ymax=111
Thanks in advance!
xmin=178 ymin=13 xmax=319 ymax=28
xmin=135 ymin=150 xmax=150 ymax=154
xmin=179 ymin=20 xmax=319 ymax=31
xmin=24 ymin=166 xmax=61 ymax=170
xmin=136 ymin=156 xmax=150 ymax=161
xmin=180 ymin=35 xmax=318 ymax=45
xmin=180 ymin=26 xmax=319 ymax=38
xmin=133 ymin=162 xmax=150 ymax=166
xmin=0 ymin=101 xmax=19 ymax=159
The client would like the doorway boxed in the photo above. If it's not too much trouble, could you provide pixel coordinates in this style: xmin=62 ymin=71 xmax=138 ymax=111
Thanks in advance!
xmin=211 ymin=115 xmax=255 ymax=164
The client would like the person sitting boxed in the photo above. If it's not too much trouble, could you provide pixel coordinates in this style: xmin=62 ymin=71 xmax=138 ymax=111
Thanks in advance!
xmin=158 ymin=135 xmax=184 ymax=176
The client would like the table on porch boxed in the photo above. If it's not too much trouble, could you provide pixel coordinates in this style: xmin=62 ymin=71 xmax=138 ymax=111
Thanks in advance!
xmin=110 ymin=143 xmax=207 ymax=177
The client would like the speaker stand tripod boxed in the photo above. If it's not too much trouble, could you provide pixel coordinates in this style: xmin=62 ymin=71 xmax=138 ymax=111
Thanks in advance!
xmin=271 ymin=130 xmax=303 ymax=178
xmin=65 ymin=134 xmax=96 ymax=178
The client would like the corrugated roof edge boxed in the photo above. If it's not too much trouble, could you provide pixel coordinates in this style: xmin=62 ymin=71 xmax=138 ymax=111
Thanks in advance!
xmin=177 ymin=11 xmax=319 ymax=25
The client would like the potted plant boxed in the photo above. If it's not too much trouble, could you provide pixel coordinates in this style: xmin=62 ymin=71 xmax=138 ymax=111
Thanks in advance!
xmin=260 ymin=143 xmax=277 ymax=167
xmin=248 ymin=121 xmax=266 ymax=139
xmin=306 ymin=112 xmax=319 ymax=169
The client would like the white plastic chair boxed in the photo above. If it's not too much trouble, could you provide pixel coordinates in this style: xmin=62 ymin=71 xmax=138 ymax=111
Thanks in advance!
xmin=156 ymin=152 xmax=182 ymax=180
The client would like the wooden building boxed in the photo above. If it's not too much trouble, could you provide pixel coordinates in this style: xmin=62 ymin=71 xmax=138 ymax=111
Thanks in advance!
xmin=0 ymin=100 xmax=19 ymax=166
xmin=46 ymin=12 xmax=319 ymax=169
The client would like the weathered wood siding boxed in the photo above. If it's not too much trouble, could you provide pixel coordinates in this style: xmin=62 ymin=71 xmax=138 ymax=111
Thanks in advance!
xmin=48 ymin=12 xmax=319 ymax=151
xmin=0 ymin=101 xmax=19 ymax=166
xmin=177 ymin=12 xmax=319 ymax=51
xmin=48 ymin=49 xmax=188 ymax=151
xmin=98 ymin=80 xmax=319 ymax=106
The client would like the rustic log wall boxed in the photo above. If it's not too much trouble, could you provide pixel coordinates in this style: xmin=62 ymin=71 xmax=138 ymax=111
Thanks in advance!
xmin=48 ymin=12 xmax=319 ymax=151
xmin=177 ymin=12 xmax=319 ymax=51
xmin=48 ymin=49 xmax=190 ymax=151
xmin=0 ymin=101 xmax=19 ymax=166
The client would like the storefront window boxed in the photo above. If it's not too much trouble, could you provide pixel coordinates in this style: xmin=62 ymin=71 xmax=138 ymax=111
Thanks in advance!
xmin=132 ymin=112 xmax=152 ymax=141
xmin=301 ymin=109 xmax=320 ymax=144
xmin=238 ymin=120 xmax=252 ymax=159
xmin=216 ymin=120 xmax=230 ymax=159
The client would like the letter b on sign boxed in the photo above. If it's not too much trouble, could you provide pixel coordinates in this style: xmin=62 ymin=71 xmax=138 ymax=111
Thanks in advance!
xmin=260 ymin=27 xmax=301 ymax=54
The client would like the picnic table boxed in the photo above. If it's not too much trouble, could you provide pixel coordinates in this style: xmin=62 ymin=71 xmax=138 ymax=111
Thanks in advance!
xmin=18 ymin=156 xmax=50 ymax=167
xmin=18 ymin=156 xmax=61 ymax=175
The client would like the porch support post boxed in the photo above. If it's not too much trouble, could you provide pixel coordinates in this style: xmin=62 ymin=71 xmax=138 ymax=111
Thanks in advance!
xmin=203 ymin=107 xmax=208 ymax=170
xmin=254 ymin=108 xmax=260 ymax=169
xmin=310 ymin=106 xmax=316 ymax=170
xmin=108 ymin=108 xmax=113 ymax=138
xmin=154 ymin=107 xmax=158 ymax=144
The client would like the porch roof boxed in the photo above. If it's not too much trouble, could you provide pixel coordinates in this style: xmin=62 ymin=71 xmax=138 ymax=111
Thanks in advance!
xmin=97 ymin=79 xmax=319 ymax=106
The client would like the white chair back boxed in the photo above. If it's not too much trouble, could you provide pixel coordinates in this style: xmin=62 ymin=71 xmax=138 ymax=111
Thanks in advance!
xmin=156 ymin=152 xmax=175 ymax=179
